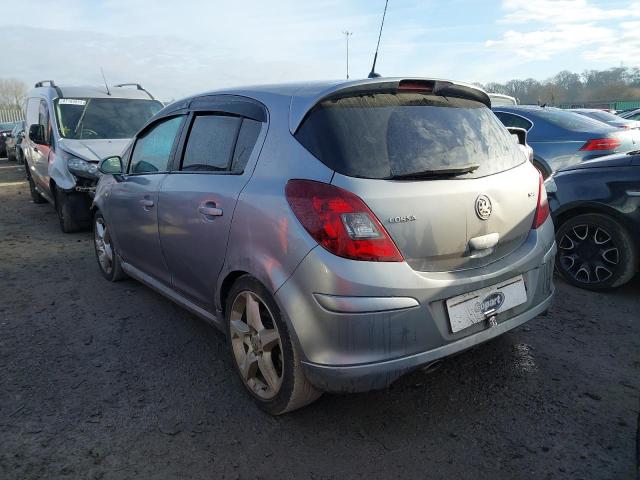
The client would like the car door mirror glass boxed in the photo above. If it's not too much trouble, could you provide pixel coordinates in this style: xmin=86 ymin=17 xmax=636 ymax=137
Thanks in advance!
xmin=28 ymin=124 xmax=47 ymax=145
xmin=99 ymin=156 xmax=123 ymax=175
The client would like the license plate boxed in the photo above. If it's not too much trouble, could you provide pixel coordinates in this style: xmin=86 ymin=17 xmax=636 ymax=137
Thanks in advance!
xmin=445 ymin=275 xmax=527 ymax=333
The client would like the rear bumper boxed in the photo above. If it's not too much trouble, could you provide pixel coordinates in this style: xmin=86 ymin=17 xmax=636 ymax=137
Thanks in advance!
xmin=302 ymin=289 xmax=553 ymax=392
xmin=275 ymin=218 xmax=557 ymax=393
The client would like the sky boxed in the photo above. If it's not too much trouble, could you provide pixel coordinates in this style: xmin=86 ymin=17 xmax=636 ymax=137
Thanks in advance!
xmin=0 ymin=0 xmax=638 ymax=100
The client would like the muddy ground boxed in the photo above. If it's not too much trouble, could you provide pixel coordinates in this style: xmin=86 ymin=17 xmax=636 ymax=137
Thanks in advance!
xmin=0 ymin=157 xmax=638 ymax=479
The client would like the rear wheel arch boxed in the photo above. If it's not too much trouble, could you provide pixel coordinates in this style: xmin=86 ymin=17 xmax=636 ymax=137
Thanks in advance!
xmin=218 ymin=270 xmax=249 ymax=316
xmin=554 ymin=202 xmax=633 ymax=234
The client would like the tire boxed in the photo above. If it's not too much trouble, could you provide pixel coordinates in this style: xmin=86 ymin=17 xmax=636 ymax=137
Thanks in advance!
xmin=555 ymin=213 xmax=637 ymax=290
xmin=25 ymin=164 xmax=47 ymax=204
xmin=225 ymin=275 xmax=321 ymax=415
xmin=93 ymin=211 xmax=127 ymax=282
xmin=54 ymin=188 xmax=91 ymax=233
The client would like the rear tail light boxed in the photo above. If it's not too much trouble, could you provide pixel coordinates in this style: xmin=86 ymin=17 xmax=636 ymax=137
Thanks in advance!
xmin=579 ymin=137 xmax=621 ymax=151
xmin=285 ymin=179 xmax=403 ymax=262
xmin=532 ymin=172 xmax=550 ymax=229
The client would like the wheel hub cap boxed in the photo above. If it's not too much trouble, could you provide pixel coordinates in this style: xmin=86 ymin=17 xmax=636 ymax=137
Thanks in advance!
xmin=229 ymin=291 xmax=283 ymax=400
xmin=558 ymin=223 xmax=619 ymax=284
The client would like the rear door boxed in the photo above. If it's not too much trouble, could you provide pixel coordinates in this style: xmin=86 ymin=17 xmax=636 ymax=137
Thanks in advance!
xmin=158 ymin=98 xmax=266 ymax=309
xmin=108 ymin=115 xmax=185 ymax=283
xmin=296 ymin=88 xmax=540 ymax=272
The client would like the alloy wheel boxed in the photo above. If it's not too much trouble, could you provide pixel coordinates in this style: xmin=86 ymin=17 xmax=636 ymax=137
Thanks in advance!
xmin=558 ymin=223 xmax=619 ymax=284
xmin=229 ymin=291 xmax=283 ymax=400
xmin=94 ymin=217 xmax=114 ymax=275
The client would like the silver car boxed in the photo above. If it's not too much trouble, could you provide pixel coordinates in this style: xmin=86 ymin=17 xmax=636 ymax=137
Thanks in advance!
xmin=22 ymin=81 xmax=162 ymax=232
xmin=93 ymin=78 xmax=556 ymax=414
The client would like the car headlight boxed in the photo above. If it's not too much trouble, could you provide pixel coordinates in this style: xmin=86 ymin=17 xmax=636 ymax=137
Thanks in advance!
xmin=67 ymin=157 xmax=99 ymax=177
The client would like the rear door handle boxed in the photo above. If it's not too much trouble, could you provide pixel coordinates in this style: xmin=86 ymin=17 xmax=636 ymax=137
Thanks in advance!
xmin=139 ymin=198 xmax=154 ymax=209
xmin=198 ymin=202 xmax=223 ymax=218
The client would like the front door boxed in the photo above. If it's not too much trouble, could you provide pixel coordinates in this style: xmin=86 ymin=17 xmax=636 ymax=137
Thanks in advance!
xmin=159 ymin=112 xmax=264 ymax=309
xmin=109 ymin=115 xmax=185 ymax=283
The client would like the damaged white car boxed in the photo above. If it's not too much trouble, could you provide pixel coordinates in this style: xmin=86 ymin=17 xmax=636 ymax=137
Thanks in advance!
xmin=22 ymin=81 xmax=163 ymax=232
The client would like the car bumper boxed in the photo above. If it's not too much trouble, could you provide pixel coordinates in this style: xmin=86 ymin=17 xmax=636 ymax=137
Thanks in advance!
xmin=302 ymin=288 xmax=553 ymax=392
xmin=275 ymin=218 xmax=556 ymax=393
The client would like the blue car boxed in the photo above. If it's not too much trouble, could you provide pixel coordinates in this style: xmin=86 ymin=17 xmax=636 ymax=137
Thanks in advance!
xmin=493 ymin=106 xmax=640 ymax=177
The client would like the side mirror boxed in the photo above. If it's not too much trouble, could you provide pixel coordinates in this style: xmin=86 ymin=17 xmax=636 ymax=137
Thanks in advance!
xmin=98 ymin=156 xmax=124 ymax=175
xmin=506 ymin=127 xmax=527 ymax=146
xmin=28 ymin=124 xmax=47 ymax=145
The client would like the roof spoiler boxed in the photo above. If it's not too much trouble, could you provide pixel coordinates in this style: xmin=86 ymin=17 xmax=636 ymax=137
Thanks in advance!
xmin=34 ymin=80 xmax=64 ymax=99
xmin=289 ymin=78 xmax=491 ymax=133
xmin=113 ymin=83 xmax=155 ymax=100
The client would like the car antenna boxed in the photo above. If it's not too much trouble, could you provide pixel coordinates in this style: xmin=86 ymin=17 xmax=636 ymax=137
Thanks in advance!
xmin=368 ymin=0 xmax=389 ymax=79
xmin=100 ymin=68 xmax=111 ymax=95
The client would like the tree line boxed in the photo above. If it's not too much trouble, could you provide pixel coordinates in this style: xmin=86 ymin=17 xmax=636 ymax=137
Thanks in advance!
xmin=480 ymin=67 xmax=640 ymax=106
xmin=3 ymin=67 xmax=640 ymax=109
xmin=0 ymin=78 xmax=27 ymax=110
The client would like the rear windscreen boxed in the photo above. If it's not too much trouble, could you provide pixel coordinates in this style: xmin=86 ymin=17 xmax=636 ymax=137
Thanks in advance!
xmin=295 ymin=93 xmax=524 ymax=179
xmin=535 ymin=109 xmax=614 ymax=132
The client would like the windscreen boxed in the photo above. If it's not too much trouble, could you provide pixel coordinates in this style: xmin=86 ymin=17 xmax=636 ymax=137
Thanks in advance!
xmin=295 ymin=93 xmax=524 ymax=179
xmin=55 ymin=98 xmax=163 ymax=139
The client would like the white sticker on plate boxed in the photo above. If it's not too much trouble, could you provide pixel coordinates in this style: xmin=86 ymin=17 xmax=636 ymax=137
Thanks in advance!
xmin=59 ymin=99 xmax=87 ymax=105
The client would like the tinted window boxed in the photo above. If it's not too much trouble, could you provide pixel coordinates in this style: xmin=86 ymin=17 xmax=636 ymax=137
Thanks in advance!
xmin=130 ymin=116 xmax=183 ymax=174
xmin=296 ymin=93 xmax=523 ymax=179
xmin=232 ymin=119 xmax=262 ymax=172
xmin=181 ymin=115 xmax=241 ymax=172
xmin=55 ymin=98 xmax=163 ymax=139
xmin=494 ymin=112 xmax=533 ymax=131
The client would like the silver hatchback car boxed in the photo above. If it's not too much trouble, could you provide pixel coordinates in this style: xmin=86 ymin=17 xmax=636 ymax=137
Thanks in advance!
xmin=93 ymin=78 xmax=556 ymax=414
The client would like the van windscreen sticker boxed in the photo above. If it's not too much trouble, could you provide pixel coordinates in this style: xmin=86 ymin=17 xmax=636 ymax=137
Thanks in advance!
xmin=59 ymin=99 xmax=87 ymax=105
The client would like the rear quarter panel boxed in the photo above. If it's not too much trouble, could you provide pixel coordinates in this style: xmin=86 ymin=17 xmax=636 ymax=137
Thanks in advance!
xmin=217 ymin=98 xmax=334 ymax=310
xmin=550 ymin=165 xmax=640 ymax=241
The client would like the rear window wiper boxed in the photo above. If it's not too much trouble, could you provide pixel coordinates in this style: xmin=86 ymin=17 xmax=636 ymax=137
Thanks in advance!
xmin=386 ymin=163 xmax=479 ymax=180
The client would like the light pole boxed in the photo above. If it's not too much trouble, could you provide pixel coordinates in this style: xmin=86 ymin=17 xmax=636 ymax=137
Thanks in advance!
xmin=342 ymin=31 xmax=353 ymax=79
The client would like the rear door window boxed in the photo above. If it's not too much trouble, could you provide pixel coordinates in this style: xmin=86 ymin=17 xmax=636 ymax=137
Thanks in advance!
xmin=181 ymin=115 xmax=241 ymax=172
xmin=179 ymin=115 xmax=262 ymax=173
xmin=295 ymin=93 xmax=524 ymax=179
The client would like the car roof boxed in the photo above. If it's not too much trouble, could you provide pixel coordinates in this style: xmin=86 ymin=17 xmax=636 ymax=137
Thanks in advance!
xmin=28 ymin=85 xmax=156 ymax=101
xmin=169 ymin=77 xmax=491 ymax=133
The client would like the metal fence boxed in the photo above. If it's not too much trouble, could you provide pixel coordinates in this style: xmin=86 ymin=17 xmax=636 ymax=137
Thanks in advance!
xmin=0 ymin=108 xmax=23 ymax=123
xmin=556 ymin=100 xmax=640 ymax=111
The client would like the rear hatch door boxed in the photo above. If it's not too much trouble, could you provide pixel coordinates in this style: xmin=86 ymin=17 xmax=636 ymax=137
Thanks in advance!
xmin=295 ymin=81 xmax=539 ymax=272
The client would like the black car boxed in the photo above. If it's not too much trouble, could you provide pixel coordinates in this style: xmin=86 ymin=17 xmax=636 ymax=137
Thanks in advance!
xmin=5 ymin=121 xmax=25 ymax=162
xmin=546 ymin=151 xmax=640 ymax=290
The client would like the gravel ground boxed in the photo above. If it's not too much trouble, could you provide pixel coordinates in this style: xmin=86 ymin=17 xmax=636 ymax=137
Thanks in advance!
xmin=0 ymin=157 xmax=638 ymax=480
